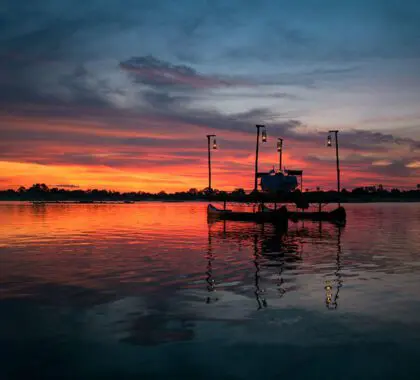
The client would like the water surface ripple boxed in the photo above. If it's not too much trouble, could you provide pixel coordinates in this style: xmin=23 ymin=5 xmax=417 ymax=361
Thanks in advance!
xmin=1 ymin=202 xmax=420 ymax=379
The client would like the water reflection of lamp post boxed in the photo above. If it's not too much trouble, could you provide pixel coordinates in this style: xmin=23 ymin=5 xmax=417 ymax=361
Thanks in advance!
xmin=253 ymin=234 xmax=267 ymax=310
xmin=325 ymin=225 xmax=343 ymax=310
xmin=206 ymin=225 xmax=217 ymax=304
xmin=327 ymin=130 xmax=341 ymax=207
xmin=254 ymin=125 xmax=267 ymax=191
xmin=277 ymin=138 xmax=283 ymax=172
xmin=206 ymin=134 xmax=217 ymax=192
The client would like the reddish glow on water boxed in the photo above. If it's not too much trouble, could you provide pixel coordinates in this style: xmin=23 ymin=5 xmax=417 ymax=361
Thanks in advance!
xmin=1 ymin=201 xmax=420 ymax=377
xmin=1 ymin=201 xmax=419 ymax=311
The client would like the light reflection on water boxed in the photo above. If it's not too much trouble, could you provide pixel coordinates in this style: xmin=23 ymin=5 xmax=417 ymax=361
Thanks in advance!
xmin=1 ymin=202 xmax=420 ymax=379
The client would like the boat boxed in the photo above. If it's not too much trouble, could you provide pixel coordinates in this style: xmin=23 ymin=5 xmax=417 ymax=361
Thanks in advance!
xmin=261 ymin=204 xmax=346 ymax=223
xmin=207 ymin=204 xmax=288 ymax=225
xmin=288 ymin=207 xmax=346 ymax=223
xmin=207 ymin=204 xmax=233 ymax=214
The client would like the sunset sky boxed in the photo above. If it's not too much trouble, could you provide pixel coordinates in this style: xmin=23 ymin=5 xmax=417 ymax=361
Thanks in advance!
xmin=1 ymin=0 xmax=419 ymax=192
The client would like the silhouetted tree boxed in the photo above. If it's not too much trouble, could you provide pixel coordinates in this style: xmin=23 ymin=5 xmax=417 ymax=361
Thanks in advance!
xmin=231 ymin=188 xmax=246 ymax=196
xmin=188 ymin=188 xmax=198 ymax=196
xmin=2 ymin=183 xmax=419 ymax=202
xmin=352 ymin=187 xmax=366 ymax=195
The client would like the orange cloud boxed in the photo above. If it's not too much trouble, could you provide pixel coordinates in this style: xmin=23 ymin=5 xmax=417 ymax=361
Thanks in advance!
xmin=1 ymin=107 xmax=419 ymax=192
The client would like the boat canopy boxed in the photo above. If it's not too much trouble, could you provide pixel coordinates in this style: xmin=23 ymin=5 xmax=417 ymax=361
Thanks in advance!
xmin=260 ymin=172 xmax=298 ymax=193
xmin=285 ymin=169 xmax=303 ymax=176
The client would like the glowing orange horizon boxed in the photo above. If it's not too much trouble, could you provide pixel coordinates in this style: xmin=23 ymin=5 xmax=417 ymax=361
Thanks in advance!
xmin=1 ymin=110 xmax=419 ymax=192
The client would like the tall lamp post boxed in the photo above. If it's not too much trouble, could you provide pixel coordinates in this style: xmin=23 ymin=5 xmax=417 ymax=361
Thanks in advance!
xmin=277 ymin=138 xmax=283 ymax=172
xmin=254 ymin=125 xmax=267 ymax=191
xmin=206 ymin=134 xmax=217 ymax=192
xmin=327 ymin=130 xmax=341 ymax=207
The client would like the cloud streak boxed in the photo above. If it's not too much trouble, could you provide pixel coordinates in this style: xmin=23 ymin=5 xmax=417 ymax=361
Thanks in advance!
xmin=120 ymin=56 xmax=241 ymax=89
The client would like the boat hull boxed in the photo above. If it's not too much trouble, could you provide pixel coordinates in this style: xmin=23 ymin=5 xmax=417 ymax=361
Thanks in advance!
xmin=207 ymin=204 xmax=288 ymax=225
xmin=260 ymin=204 xmax=346 ymax=223
xmin=288 ymin=207 xmax=346 ymax=223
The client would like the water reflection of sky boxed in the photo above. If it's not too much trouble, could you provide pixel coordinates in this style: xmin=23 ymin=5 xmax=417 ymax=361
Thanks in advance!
xmin=1 ymin=202 xmax=420 ymax=378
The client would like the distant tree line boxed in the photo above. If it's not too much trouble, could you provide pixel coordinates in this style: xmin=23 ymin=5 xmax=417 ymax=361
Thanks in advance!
xmin=0 ymin=183 xmax=419 ymax=203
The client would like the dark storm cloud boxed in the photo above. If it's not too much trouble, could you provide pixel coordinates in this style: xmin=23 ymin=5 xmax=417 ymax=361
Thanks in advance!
xmin=120 ymin=56 xmax=237 ymax=88
xmin=2 ymin=0 xmax=420 ymax=109
xmin=371 ymin=160 xmax=416 ymax=178
xmin=304 ymin=154 xmax=419 ymax=179
xmin=301 ymin=129 xmax=420 ymax=153
xmin=337 ymin=130 xmax=420 ymax=152
xmin=303 ymin=160 xmax=419 ymax=192
xmin=165 ymin=109 xmax=303 ymax=136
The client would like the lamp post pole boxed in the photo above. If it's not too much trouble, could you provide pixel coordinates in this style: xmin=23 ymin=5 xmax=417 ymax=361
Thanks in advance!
xmin=206 ymin=134 xmax=216 ymax=191
xmin=254 ymin=125 xmax=266 ymax=191
xmin=277 ymin=138 xmax=283 ymax=172
xmin=328 ymin=130 xmax=341 ymax=207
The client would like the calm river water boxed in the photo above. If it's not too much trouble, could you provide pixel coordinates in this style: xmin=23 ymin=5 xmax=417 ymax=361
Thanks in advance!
xmin=1 ymin=202 xmax=420 ymax=379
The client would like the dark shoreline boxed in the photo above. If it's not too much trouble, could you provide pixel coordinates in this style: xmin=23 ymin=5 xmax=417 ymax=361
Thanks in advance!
xmin=1 ymin=183 xmax=419 ymax=204
xmin=1 ymin=198 xmax=419 ymax=204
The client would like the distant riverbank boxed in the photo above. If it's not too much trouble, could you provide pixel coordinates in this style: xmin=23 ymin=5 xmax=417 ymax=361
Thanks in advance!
xmin=1 ymin=184 xmax=419 ymax=204
xmin=1 ymin=198 xmax=419 ymax=204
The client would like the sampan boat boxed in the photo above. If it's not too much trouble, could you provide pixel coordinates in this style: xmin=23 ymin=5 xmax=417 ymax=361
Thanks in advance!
xmin=288 ymin=207 xmax=346 ymax=223
xmin=261 ymin=204 xmax=346 ymax=223
xmin=207 ymin=204 xmax=288 ymax=225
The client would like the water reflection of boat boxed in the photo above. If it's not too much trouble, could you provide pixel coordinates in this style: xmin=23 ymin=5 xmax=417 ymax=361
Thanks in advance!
xmin=208 ymin=203 xmax=288 ymax=226
xmin=206 ymin=219 xmax=301 ymax=309
xmin=206 ymin=219 xmax=344 ymax=310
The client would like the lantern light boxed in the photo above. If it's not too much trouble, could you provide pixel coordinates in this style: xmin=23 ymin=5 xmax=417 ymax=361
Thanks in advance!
xmin=262 ymin=129 xmax=267 ymax=143
xmin=212 ymin=138 xmax=217 ymax=150
xmin=327 ymin=134 xmax=332 ymax=147
xmin=277 ymin=139 xmax=282 ymax=152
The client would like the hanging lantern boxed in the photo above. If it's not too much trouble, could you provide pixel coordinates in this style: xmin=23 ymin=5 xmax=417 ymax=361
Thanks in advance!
xmin=262 ymin=129 xmax=267 ymax=143
xmin=212 ymin=138 xmax=217 ymax=150
xmin=327 ymin=134 xmax=332 ymax=147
